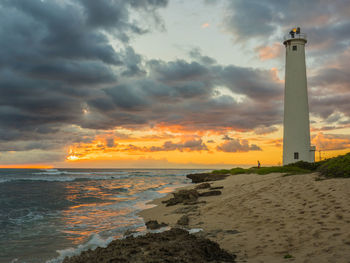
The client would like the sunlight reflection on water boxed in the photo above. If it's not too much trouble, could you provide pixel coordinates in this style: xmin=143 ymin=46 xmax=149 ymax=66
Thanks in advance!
xmin=0 ymin=168 xmax=206 ymax=262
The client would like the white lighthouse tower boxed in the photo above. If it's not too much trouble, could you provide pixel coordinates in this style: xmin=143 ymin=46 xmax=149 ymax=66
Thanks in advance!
xmin=283 ymin=27 xmax=315 ymax=165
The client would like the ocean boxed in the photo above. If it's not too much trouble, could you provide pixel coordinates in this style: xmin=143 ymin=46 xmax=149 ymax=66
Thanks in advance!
xmin=0 ymin=168 xmax=207 ymax=263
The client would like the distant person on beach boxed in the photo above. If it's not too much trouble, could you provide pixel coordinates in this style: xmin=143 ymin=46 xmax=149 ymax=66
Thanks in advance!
xmin=257 ymin=160 xmax=261 ymax=168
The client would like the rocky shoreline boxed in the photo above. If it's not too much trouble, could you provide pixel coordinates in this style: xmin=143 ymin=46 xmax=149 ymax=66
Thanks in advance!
xmin=140 ymin=172 xmax=350 ymax=262
xmin=62 ymin=172 xmax=236 ymax=263
xmin=63 ymin=169 xmax=350 ymax=262
xmin=62 ymin=228 xmax=236 ymax=263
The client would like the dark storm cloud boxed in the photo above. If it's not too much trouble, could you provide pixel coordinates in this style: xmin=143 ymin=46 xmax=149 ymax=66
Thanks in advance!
xmin=218 ymin=0 xmax=350 ymax=126
xmin=308 ymin=49 xmax=350 ymax=120
xmin=189 ymin=48 xmax=217 ymax=65
xmin=223 ymin=0 xmax=350 ymax=46
xmin=0 ymin=0 xmax=168 ymax=157
xmin=148 ymin=139 xmax=208 ymax=152
xmin=216 ymin=65 xmax=282 ymax=100
xmin=216 ymin=139 xmax=262 ymax=153
xmin=118 ymin=139 xmax=209 ymax=152
xmin=0 ymin=0 xmax=287 ymax=163
xmin=106 ymin=138 xmax=116 ymax=148
xmin=222 ymin=135 xmax=233 ymax=141
xmin=0 ymin=0 xmax=122 ymax=65
xmin=85 ymin=56 xmax=283 ymax=131
xmin=254 ymin=126 xmax=278 ymax=135
xmin=221 ymin=0 xmax=350 ymax=68
xmin=310 ymin=94 xmax=350 ymax=120
xmin=224 ymin=0 xmax=277 ymax=40
xmin=148 ymin=59 xmax=210 ymax=84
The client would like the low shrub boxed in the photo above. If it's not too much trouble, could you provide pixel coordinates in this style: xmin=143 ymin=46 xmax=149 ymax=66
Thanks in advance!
xmin=208 ymin=152 xmax=350 ymax=178
xmin=248 ymin=166 xmax=310 ymax=175
xmin=229 ymin=168 xmax=247 ymax=175
xmin=286 ymin=160 xmax=326 ymax=171
xmin=211 ymin=169 xmax=231 ymax=175
xmin=317 ymin=152 xmax=350 ymax=178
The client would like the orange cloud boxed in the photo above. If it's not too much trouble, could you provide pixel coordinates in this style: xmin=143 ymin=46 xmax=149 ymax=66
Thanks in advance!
xmin=216 ymin=138 xmax=262 ymax=153
xmin=256 ymin=43 xmax=283 ymax=61
xmin=266 ymin=138 xmax=283 ymax=148
xmin=201 ymin=23 xmax=210 ymax=28
xmin=312 ymin=132 xmax=350 ymax=151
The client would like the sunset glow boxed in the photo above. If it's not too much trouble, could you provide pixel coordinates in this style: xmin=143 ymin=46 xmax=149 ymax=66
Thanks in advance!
xmin=0 ymin=1 xmax=349 ymax=168
xmin=0 ymin=164 xmax=54 ymax=169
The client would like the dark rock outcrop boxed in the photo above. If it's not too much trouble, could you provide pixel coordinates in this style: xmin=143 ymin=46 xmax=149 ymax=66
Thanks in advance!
xmin=187 ymin=173 xmax=230 ymax=183
xmin=63 ymin=228 xmax=236 ymax=263
xmin=145 ymin=220 xmax=168 ymax=230
xmin=162 ymin=189 xmax=199 ymax=206
xmin=210 ymin=186 xmax=224 ymax=190
xmin=177 ymin=215 xmax=189 ymax=226
xmin=195 ymin=183 xmax=211 ymax=189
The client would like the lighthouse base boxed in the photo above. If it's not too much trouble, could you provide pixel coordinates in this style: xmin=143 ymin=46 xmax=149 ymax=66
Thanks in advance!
xmin=283 ymin=146 xmax=315 ymax=165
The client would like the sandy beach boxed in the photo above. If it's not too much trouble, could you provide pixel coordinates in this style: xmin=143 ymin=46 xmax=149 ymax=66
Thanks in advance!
xmin=139 ymin=172 xmax=350 ymax=263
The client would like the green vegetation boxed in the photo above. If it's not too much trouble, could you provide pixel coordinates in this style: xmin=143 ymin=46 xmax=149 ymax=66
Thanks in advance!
xmin=211 ymin=169 xmax=231 ymax=175
xmin=211 ymin=165 xmax=312 ymax=176
xmin=229 ymin=167 xmax=247 ymax=175
xmin=317 ymin=152 xmax=350 ymax=178
xmin=209 ymin=152 xmax=350 ymax=178
xmin=284 ymin=254 xmax=293 ymax=259
xmin=284 ymin=160 xmax=326 ymax=171
xmin=249 ymin=166 xmax=310 ymax=175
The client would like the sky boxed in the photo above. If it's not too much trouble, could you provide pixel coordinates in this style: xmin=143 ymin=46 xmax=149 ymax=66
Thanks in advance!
xmin=1 ymin=0 xmax=350 ymax=168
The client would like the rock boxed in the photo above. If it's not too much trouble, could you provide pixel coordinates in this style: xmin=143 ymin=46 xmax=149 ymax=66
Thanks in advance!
xmin=226 ymin=230 xmax=240 ymax=235
xmin=63 ymin=228 xmax=236 ymax=263
xmin=162 ymin=189 xmax=199 ymax=206
xmin=177 ymin=215 xmax=189 ymax=226
xmin=124 ymin=229 xmax=137 ymax=237
xmin=195 ymin=183 xmax=211 ymax=189
xmin=184 ymin=201 xmax=206 ymax=205
xmin=199 ymin=190 xmax=222 ymax=197
xmin=145 ymin=220 xmax=168 ymax=230
xmin=187 ymin=173 xmax=230 ymax=183
xmin=210 ymin=186 xmax=224 ymax=190
xmin=174 ymin=206 xmax=198 ymax=214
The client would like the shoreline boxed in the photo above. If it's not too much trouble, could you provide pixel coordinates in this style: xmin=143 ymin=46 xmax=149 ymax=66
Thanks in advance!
xmin=139 ymin=172 xmax=350 ymax=263
xmin=60 ymin=172 xmax=238 ymax=263
xmin=61 ymin=171 xmax=350 ymax=263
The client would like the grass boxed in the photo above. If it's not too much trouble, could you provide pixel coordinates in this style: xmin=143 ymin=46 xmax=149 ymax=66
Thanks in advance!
xmin=209 ymin=152 xmax=350 ymax=178
xmin=211 ymin=165 xmax=312 ymax=176
xmin=284 ymin=254 xmax=293 ymax=259
xmin=317 ymin=152 xmax=350 ymax=178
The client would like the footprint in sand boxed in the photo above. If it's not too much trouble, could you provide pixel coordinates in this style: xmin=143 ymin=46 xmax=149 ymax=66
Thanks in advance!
xmin=332 ymin=233 xmax=341 ymax=237
xmin=335 ymin=214 xmax=343 ymax=220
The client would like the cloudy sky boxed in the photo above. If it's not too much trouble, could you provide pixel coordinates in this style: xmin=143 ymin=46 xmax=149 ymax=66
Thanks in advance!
xmin=1 ymin=0 xmax=350 ymax=168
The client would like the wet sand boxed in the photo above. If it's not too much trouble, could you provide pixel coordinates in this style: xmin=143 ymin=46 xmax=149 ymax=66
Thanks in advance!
xmin=139 ymin=173 xmax=350 ymax=263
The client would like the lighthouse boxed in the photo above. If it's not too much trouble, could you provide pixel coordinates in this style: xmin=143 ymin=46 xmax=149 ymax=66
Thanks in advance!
xmin=283 ymin=27 xmax=315 ymax=165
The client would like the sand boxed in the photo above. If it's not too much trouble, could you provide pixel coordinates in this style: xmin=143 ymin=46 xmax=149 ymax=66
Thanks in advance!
xmin=139 ymin=173 xmax=350 ymax=263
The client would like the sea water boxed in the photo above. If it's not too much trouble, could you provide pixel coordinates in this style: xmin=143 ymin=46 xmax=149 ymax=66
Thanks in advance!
xmin=0 ymin=168 xmax=206 ymax=263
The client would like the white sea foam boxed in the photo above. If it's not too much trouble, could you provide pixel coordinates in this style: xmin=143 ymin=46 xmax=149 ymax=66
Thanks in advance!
xmin=45 ymin=227 xmax=203 ymax=263
xmin=46 ymin=233 xmax=114 ymax=263
xmin=0 ymin=168 xmax=195 ymax=262
xmin=0 ymin=178 xmax=10 ymax=183
xmin=0 ymin=174 xmax=133 ymax=184
xmin=188 ymin=228 xmax=203 ymax=234
xmin=35 ymin=169 xmax=68 ymax=175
